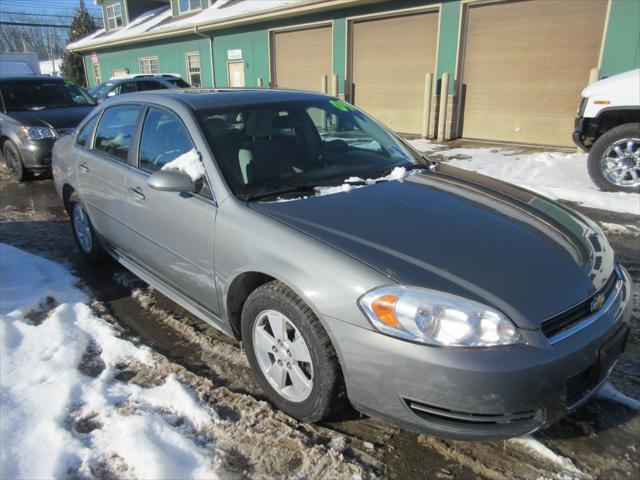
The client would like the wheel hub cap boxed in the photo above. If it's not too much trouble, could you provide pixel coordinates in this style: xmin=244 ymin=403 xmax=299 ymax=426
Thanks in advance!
xmin=252 ymin=309 xmax=313 ymax=402
xmin=601 ymin=138 xmax=640 ymax=188
xmin=73 ymin=204 xmax=93 ymax=253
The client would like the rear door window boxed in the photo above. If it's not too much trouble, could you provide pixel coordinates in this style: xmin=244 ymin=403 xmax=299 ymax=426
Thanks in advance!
xmin=94 ymin=105 xmax=142 ymax=162
xmin=138 ymin=80 xmax=167 ymax=91
xmin=119 ymin=81 xmax=137 ymax=94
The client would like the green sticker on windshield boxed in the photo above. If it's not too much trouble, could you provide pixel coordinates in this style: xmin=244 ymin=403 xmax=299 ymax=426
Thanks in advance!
xmin=64 ymin=80 xmax=75 ymax=87
xmin=329 ymin=99 xmax=355 ymax=112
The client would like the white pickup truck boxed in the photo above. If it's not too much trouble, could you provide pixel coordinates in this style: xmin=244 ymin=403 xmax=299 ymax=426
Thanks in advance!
xmin=573 ymin=69 xmax=640 ymax=193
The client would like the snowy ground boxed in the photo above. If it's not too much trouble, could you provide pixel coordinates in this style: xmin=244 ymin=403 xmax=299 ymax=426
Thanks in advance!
xmin=407 ymin=140 xmax=640 ymax=216
xmin=0 ymin=243 xmax=377 ymax=479
xmin=0 ymin=154 xmax=639 ymax=479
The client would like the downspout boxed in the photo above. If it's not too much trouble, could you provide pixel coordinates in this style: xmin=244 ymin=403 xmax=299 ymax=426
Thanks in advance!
xmin=194 ymin=25 xmax=215 ymax=88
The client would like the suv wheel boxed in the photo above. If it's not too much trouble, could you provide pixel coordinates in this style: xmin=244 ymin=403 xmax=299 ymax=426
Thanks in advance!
xmin=3 ymin=141 xmax=30 ymax=182
xmin=241 ymin=281 xmax=346 ymax=422
xmin=587 ymin=123 xmax=640 ymax=193
xmin=69 ymin=200 xmax=105 ymax=264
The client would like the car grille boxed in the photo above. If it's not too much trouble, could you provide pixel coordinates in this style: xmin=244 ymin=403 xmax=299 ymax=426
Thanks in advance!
xmin=404 ymin=399 xmax=536 ymax=425
xmin=541 ymin=270 xmax=619 ymax=339
xmin=565 ymin=364 xmax=598 ymax=408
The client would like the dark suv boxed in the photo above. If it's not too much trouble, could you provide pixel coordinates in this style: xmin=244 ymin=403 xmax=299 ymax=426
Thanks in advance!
xmin=0 ymin=76 xmax=96 ymax=181
xmin=88 ymin=74 xmax=191 ymax=103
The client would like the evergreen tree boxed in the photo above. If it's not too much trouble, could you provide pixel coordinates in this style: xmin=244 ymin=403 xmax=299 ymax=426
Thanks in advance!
xmin=61 ymin=0 xmax=97 ymax=86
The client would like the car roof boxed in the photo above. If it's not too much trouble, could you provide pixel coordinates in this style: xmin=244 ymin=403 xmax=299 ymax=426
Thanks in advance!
xmin=108 ymin=75 xmax=178 ymax=83
xmin=0 ymin=75 xmax=67 ymax=82
xmin=108 ymin=88 xmax=333 ymax=111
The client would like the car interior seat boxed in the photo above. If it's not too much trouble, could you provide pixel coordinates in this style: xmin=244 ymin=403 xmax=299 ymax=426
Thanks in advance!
xmin=238 ymin=110 xmax=298 ymax=184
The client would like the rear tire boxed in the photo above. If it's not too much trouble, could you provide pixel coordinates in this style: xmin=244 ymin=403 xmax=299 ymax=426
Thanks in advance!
xmin=241 ymin=281 xmax=346 ymax=422
xmin=3 ymin=141 xmax=30 ymax=182
xmin=587 ymin=123 xmax=640 ymax=193
xmin=69 ymin=198 xmax=105 ymax=265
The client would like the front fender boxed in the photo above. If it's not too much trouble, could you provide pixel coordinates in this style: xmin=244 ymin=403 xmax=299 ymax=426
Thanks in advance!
xmin=214 ymin=198 xmax=392 ymax=332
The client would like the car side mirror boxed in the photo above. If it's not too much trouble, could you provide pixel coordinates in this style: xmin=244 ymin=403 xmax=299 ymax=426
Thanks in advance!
xmin=107 ymin=91 xmax=116 ymax=97
xmin=147 ymin=170 xmax=196 ymax=193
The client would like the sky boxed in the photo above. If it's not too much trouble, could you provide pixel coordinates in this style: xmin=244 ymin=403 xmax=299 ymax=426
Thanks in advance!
xmin=0 ymin=0 xmax=103 ymax=22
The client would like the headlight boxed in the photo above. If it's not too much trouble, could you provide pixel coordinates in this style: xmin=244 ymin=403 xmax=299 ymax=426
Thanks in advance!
xmin=20 ymin=126 xmax=57 ymax=141
xmin=359 ymin=286 xmax=520 ymax=347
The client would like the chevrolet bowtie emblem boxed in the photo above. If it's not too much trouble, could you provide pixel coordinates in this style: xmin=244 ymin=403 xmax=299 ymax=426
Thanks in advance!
xmin=590 ymin=293 xmax=606 ymax=313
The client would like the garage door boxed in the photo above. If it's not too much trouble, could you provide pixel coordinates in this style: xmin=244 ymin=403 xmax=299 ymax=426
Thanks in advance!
xmin=271 ymin=25 xmax=332 ymax=92
xmin=351 ymin=11 xmax=439 ymax=135
xmin=459 ymin=0 xmax=608 ymax=146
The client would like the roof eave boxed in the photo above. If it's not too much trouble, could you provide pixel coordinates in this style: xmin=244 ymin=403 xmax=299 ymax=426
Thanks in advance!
xmin=68 ymin=0 xmax=384 ymax=53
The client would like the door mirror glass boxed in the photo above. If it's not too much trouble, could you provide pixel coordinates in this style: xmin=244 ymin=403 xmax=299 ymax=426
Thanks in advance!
xmin=107 ymin=90 xmax=117 ymax=97
xmin=147 ymin=170 xmax=196 ymax=192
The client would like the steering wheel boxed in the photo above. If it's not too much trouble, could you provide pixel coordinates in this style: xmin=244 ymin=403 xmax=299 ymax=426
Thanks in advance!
xmin=317 ymin=139 xmax=349 ymax=166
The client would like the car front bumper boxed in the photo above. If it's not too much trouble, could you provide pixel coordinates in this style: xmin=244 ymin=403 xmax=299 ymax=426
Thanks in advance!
xmin=326 ymin=266 xmax=632 ymax=440
xmin=19 ymin=139 xmax=55 ymax=170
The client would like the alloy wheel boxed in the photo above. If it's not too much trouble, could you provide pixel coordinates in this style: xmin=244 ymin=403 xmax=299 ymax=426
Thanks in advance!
xmin=73 ymin=203 xmax=93 ymax=253
xmin=600 ymin=138 xmax=640 ymax=188
xmin=252 ymin=309 xmax=313 ymax=402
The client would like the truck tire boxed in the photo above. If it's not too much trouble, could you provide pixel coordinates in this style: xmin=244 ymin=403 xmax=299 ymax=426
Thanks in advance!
xmin=587 ymin=123 xmax=640 ymax=193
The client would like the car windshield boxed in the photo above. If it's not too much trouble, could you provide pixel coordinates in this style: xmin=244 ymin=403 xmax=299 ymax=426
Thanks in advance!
xmin=166 ymin=78 xmax=190 ymax=88
xmin=198 ymin=98 xmax=428 ymax=200
xmin=0 ymin=79 xmax=96 ymax=111
xmin=89 ymin=81 xmax=115 ymax=98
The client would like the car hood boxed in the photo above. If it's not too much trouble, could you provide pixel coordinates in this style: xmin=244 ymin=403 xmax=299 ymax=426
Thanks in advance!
xmin=250 ymin=165 xmax=615 ymax=329
xmin=6 ymin=106 xmax=94 ymax=132
xmin=581 ymin=68 xmax=640 ymax=99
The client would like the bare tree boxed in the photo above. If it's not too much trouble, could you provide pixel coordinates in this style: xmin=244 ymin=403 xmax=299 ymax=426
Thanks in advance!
xmin=0 ymin=12 xmax=71 ymax=61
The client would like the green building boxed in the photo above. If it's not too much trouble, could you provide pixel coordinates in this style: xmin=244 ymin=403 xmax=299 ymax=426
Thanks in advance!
xmin=70 ymin=0 xmax=640 ymax=147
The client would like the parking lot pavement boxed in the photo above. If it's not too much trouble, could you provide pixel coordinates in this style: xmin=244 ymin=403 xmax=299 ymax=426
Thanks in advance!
xmin=1 ymin=164 xmax=638 ymax=479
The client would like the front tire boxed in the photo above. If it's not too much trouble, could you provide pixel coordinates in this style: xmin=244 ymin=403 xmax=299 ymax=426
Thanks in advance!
xmin=241 ymin=281 xmax=346 ymax=422
xmin=69 ymin=199 xmax=105 ymax=264
xmin=3 ymin=141 xmax=30 ymax=182
xmin=587 ymin=123 xmax=640 ymax=193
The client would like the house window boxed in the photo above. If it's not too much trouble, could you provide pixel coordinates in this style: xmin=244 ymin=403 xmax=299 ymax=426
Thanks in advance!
xmin=138 ymin=56 xmax=160 ymax=75
xmin=185 ymin=52 xmax=201 ymax=87
xmin=179 ymin=0 xmax=202 ymax=14
xmin=106 ymin=3 xmax=123 ymax=30
xmin=92 ymin=64 xmax=102 ymax=84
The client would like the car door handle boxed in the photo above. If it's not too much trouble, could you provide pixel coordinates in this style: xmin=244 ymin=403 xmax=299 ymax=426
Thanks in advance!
xmin=79 ymin=162 xmax=89 ymax=173
xmin=129 ymin=186 xmax=145 ymax=200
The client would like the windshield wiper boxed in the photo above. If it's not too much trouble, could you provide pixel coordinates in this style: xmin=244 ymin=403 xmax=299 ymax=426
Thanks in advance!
xmin=244 ymin=184 xmax=319 ymax=202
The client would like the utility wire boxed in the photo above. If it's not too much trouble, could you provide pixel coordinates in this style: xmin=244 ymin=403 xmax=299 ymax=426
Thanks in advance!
xmin=0 ymin=20 xmax=70 ymax=28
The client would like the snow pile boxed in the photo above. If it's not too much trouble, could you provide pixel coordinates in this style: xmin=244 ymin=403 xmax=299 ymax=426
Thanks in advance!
xmin=509 ymin=436 xmax=586 ymax=478
xmin=405 ymin=138 xmax=446 ymax=153
xmin=162 ymin=0 xmax=302 ymax=31
xmin=0 ymin=243 xmax=218 ymax=479
xmin=408 ymin=142 xmax=640 ymax=215
xmin=315 ymin=166 xmax=418 ymax=197
xmin=599 ymin=222 xmax=640 ymax=237
xmin=161 ymin=149 xmax=206 ymax=181
xmin=68 ymin=7 xmax=172 ymax=50
xmin=597 ymin=382 xmax=640 ymax=410
xmin=69 ymin=1 xmax=303 ymax=50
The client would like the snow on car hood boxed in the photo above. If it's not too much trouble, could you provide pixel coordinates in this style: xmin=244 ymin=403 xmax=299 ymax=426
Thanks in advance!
xmin=251 ymin=164 xmax=615 ymax=328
